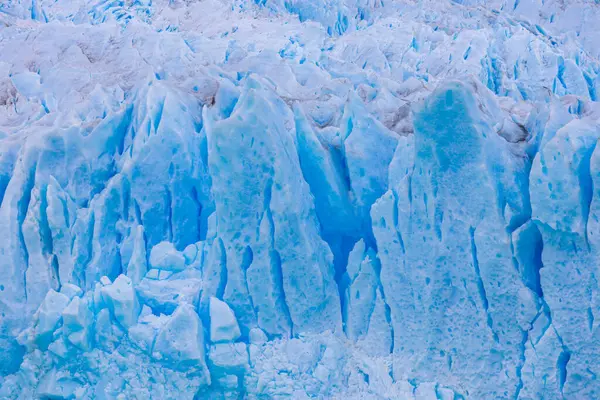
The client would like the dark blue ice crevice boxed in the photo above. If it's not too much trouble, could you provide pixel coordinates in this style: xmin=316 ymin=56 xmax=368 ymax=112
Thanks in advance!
xmin=18 ymin=161 xmax=37 ymax=304
xmin=38 ymin=185 xmax=54 ymax=258
xmin=164 ymin=184 xmax=173 ymax=243
xmin=463 ymin=46 xmax=471 ymax=60
xmin=190 ymin=187 xmax=205 ymax=242
xmin=269 ymin=245 xmax=294 ymax=337
xmin=391 ymin=189 xmax=406 ymax=254
xmin=240 ymin=245 xmax=256 ymax=319
xmin=488 ymin=57 xmax=503 ymax=95
xmin=121 ymin=176 xmax=131 ymax=224
xmin=410 ymin=36 xmax=419 ymax=52
xmin=38 ymin=184 xmax=62 ymax=289
xmin=336 ymin=236 xmax=357 ymax=332
xmin=78 ymin=211 xmax=96 ymax=289
xmin=151 ymin=93 xmax=165 ymax=134
xmin=117 ymin=105 xmax=134 ymax=157
xmin=469 ymin=226 xmax=499 ymax=343
xmin=513 ymin=221 xmax=544 ymax=297
xmin=514 ymin=328 xmax=528 ymax=399
xmin=577 ymin=140 xmax=597 ymax=250
xmin=511 ymin=221 xmax=545 ymax=398
xmin=380 ymin=276 xmax=394 ymax=356
xmin=583 ymin=72 xmax=597 ymax=101
xmin=557 ymin=57 xmax=567 ymax=90
xmin=0 ymin=174 xmax=11 ymax=209
xmin=292 ymin=105 xmax=360 ymax=327
xmin=534 ymin=24 xmax=546 ymax=36
xmin=557 ymin=348 xmax=571 ymax=393
xmin=380 ymin=191 xmax=401 ymax=356
xmin=215 ymin=238 xmax=228 ymax=300
xmin=261 ymin=172 xmax=292 ymax=338
xmin=546 ymin=324 xmax=571 ymax=394
xmin=30 ymin=0 xmax=47 ymax=22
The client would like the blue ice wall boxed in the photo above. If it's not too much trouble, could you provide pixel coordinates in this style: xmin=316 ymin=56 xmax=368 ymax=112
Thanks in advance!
xmin=0 ymin=0 xmax=600 ymax=398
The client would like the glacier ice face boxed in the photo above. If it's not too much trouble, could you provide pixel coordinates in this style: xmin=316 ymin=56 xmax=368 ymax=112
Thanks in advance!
xmin=0 ymin=0 xmax=600 ymax=398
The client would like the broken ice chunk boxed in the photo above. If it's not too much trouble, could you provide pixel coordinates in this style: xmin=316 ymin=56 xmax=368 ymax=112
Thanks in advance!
xmin=36 ymin=369 xmax=81 ymax=400
xmin=249 ymin=327 xmax=268 ymax=344
xmin=127 ymin=225 xmax=147 ymax=284
xmin=33 ymin=290 xmax=70 ymax=349
xmin=94 ymin=308 xmax=124 ymax=352
xmin=62 ymin=296 xmax=93 ymax=351
xmin=136 ymin=277 xmax=202 ymax=315
xmin=153 ymin=303 xmax=208 ymax=373
xmin=208 ymin=342 xmax=249 ymax=372
xmin=149 ymin=241 xmax=186 ymax=271
xmin=60 ymin=283 xmax=83 ymax=300
xmin=183 ymin=243 xmax=199 ymax=265
xmin=100 ymin=274 xmax=141 ymax=328
xmin=129 ymin=312 xmax=169 ymax=354
xmin=210 ymin=297 xmax=241 ymax=343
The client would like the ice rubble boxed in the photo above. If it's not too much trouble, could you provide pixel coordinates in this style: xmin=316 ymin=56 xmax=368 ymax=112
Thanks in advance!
xmin=0 ymin=0 xmax=600 ymax=398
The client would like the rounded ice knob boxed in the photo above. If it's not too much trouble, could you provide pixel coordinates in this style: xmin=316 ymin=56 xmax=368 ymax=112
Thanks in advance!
xmin=149 ymin=241 xmax=186 ymax=271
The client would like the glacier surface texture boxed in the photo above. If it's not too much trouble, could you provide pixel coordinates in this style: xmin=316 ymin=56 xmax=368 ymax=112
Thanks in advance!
xmin=1 ymin=0 xmax=600 ymax=398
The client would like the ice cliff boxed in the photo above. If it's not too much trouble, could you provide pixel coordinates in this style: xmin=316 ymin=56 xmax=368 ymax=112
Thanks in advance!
xmin=0 ymin=0 xmax=600 ymax=398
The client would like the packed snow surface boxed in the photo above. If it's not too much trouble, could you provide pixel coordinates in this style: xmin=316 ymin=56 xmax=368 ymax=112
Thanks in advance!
xmin=1 ymin=0 xmax=600 ymax=398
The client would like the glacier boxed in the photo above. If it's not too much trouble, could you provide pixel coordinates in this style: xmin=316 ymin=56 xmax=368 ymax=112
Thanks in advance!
xmin=0 ymin=0 xmax=600 ymax=398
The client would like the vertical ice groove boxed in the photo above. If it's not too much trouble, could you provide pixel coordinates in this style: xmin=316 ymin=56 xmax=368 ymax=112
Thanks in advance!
xmin=133 ymin=199 xmax=142 ymax=226
xmin=583 ymin=72 xmax=597 ymax=102
xmin=469 ymin=226 xmax=499 ymax=343
xmin=0 ymin=176 xmax=9 ymax=210
xmin=373 ymin=264 xmax=395 ymax=356
xmin=216 ymin=237 xmax=228 ymax=300
xmin=264 ymin=172 xmax=293 ymax=335
xmin=579 ymin=140 xmax=597 ymax=249
xmin=82 ymin=211 xmax=95 ymax=288
xmin=190 ymin=187 xmax=204 ymax=242
xmin=241 ymin=245 xmax=256 ymax=318
xmin=391 ymin=190 xmax=406 ymax=254
xmin=165 ymin=184 xmax=173 ymax=243
xmin=557 ymin=57 xmax=567 ymax=90
xmin=18 ymin=162 xmax=38 ymax=304
xmin=514 ymin=328 xmax=528 ymax=400
xmin=39 ymin=185 xmax=54 ymax=259
xmin=384 ymin=191 xmax=399 ymax=353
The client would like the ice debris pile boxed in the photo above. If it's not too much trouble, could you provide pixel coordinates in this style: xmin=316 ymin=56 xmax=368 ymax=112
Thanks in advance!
xmin=1 ymin=0 xmax=600 ymax=398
